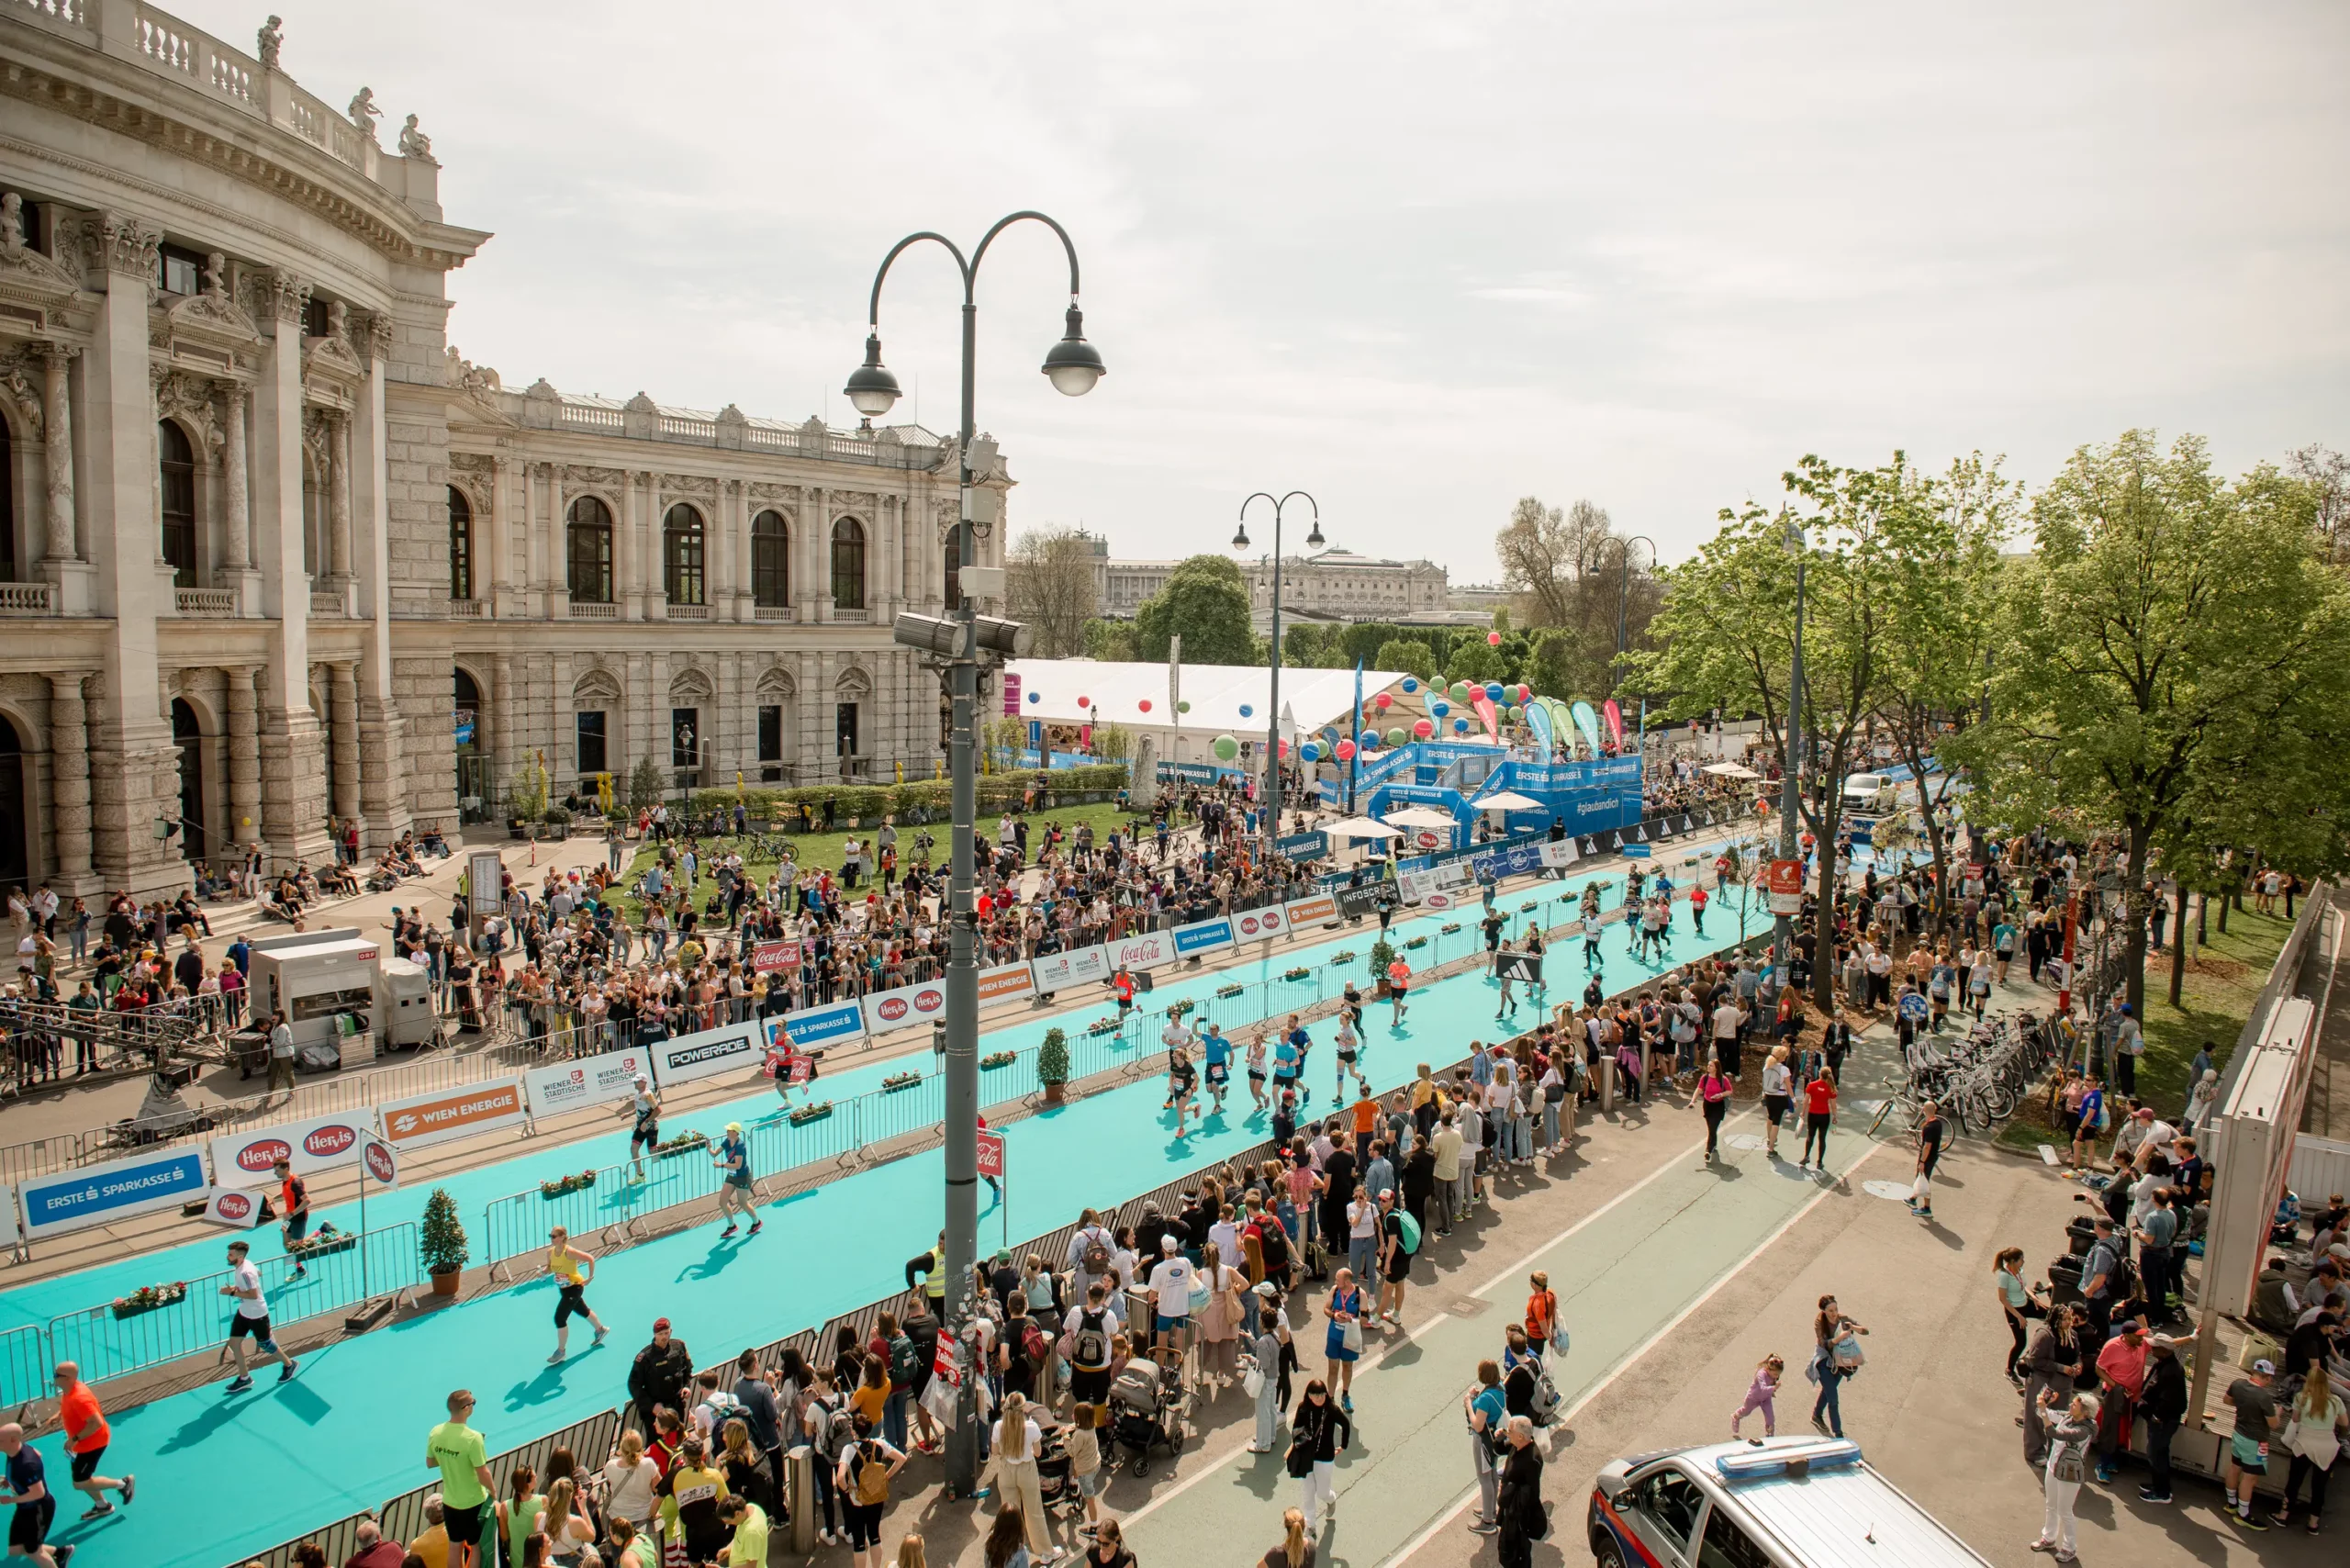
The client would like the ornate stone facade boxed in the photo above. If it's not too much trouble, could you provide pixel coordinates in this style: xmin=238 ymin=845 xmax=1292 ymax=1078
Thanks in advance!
xmin=0 ymin=2 xmax=995 ymax=899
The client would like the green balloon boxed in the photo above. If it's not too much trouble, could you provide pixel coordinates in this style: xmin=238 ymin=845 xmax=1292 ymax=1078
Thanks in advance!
xmin=1449 ymin=681 xmax=1471 ymax=701
xmin=1177 ymin=700 xmax=1192 ymax=713
xmin=1384 ymin=726 xmax=1406 ymax=746
xmin=1212 ymin=734 xmax=1238 ymax=761
xmin=1505 ymin=704 xmax=1523 ymax=722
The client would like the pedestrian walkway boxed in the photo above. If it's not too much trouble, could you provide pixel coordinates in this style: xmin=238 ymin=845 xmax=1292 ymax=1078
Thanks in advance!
xmin=28 ymin=842 xmax=1752 ymax=1568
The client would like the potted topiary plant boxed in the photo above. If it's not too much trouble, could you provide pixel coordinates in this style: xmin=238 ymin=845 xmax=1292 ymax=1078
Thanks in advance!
xmin=420 ymin=1186 xmax=468 ymax=1298
xmin=1370 ymin=937 xmax=1397 ymax=998
xmin=539 ymin=804 xmax=573 ymax=841
xmin=1037 ymin=1026 xmax=1071 ymax=1105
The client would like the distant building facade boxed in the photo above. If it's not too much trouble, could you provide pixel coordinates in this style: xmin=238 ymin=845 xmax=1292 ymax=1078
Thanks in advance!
xmin=1091 ymin=540 xmax=1449 ymax=625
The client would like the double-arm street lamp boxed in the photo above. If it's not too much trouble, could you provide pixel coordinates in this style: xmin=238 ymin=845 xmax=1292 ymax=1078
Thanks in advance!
xmin=1234 ymin=492 xmax=1323 ymax=855
xmin=846 ymin=212 xmax=1102 ymax=1498
xmin=1774 ymin=519 xmax=1808 ymax=980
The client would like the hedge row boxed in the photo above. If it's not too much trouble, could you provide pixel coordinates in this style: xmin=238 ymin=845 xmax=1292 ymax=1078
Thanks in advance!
xmin=635 ymin=766 xmax=1131 ymax=824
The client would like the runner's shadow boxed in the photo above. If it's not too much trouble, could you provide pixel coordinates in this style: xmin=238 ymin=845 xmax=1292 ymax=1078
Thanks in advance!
xmin=502 ymin=1362 xmax=571 ymax=1412
xmin=677 ymin=1238 xmax=745 ymax=1283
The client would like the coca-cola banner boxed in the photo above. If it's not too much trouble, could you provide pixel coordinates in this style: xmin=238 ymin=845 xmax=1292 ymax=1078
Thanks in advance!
xmin=208 ymin=1114 xmax=376 ymax=1189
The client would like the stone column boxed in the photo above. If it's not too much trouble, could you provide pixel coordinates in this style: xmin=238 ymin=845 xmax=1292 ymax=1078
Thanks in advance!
xmin=218 ymin=383 xmax=251 ymax=571
xmin=327 ymin=409 xmax=352 ymax=582
xmin=251 ymin=266 xmax=330 ymax=864
xmin=329 ymin=662 xmax=362 ymax=823
xmin=349 ymin=335 xmax=410 ymax=844
xmin=47 ymin=674 xmax=94 ymax=889
xmin=487 ymin=454 xmax=512 ymax=614
xmin=39 ymin=344 xmax=77 ymax=561
xmin=543 ymin=464 xmax=565 ymax=615
xmin=225 ymin=666 xmax=261 ymax=846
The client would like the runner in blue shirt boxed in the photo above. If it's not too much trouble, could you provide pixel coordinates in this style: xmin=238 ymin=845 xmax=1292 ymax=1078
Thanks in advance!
xmin=1203 ymin=1025 xmax=1234 ymax=1114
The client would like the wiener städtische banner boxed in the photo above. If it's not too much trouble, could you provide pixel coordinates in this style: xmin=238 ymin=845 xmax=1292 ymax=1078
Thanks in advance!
xmin=378 ymin=1078 xmax=528 ymax=1152
xmin=652 ymin=1023 xmax=767 ymax=1086
xmin=209 ymin=1114 xmax=376 ymax=1189
xmin=862 ymin=979 xmax=947 ymax=1037
xmin=1029 ymin=944 xmax=1111 ymax=993
xmin=523 ymin=1047 xmax=661 ymax=1120
xmin=765 ymin=1002 xmax=865 ymax=1057
xmin=19 ymin=1148 xmax=210 ymax=1239
xmin=1172 ymin=917 xmax=1235 ymax=959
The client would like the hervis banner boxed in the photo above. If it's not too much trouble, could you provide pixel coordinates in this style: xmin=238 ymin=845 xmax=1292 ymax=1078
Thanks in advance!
xmin=523 ymin=1047 xmax=660 ymax=1120
xmin=1231 ymin=905 xmax=1287 ymax=943
xmin=1029 ymin=943 xmax=1110 ymax=993
xmin=653 ymin=1023 xmax=767 ymax=1086
xmin=199 ymin=1186 xmax=269 ymax=1229
xmin=209 ymin=1114 xmax=375 ymax=1189
xmin=378 ymin=1078 xmax=529 ymax=1153
xmin=862 ymin=979 xmax=948 ymax=1037
xmin=19 ymin=1148 xmax=210 ymax=1239
xmin=765 ymin=1002 xmax=866 ymax=1057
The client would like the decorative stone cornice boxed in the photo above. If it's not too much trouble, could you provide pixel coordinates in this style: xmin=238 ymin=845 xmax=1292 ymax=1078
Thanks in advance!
xmin=79 ymin=209 xmax=162 ymax=280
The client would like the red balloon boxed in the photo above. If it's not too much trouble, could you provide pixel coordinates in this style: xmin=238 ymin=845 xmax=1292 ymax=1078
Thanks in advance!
xmin=1487 ymin=631 xmax=1503 ymax=646
xmin=1374 ymin=692 xmax=1393 ymax=710
xmin=1335 ymin=740 xmax=1357 ymax=761
xmin=1412 ymin=718 xmax=1434 ymax=738
xmin=1077 ymin=695 xmax=1090 ymax=708
xmin=1137 ymin=699 xmax=1152 ymax=712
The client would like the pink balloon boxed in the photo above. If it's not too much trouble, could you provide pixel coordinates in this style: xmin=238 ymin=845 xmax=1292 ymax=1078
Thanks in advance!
xmin=1412 ymin=718 xmax=1434 ymax=738
xmin=1335 ymin=740 xmax=1357 ymax=761
xmin=1487 ymin=631 xmax=1502 ymax=646
xmin=1137 ymin=699 xmax=1152 ymax=712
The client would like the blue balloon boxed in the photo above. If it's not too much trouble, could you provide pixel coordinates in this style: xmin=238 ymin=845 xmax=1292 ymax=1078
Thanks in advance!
xmin=1026 ymin=691 xmax=1040 ymax=704
xmin=1359 ymin=729 xmax=1379 ymax=746
xmin=1239 ymin=704 xmax=1254 ymax=718
xmin=1453 ymin=717 xmax=1471 ymax=733
xmin=1300 ymin=741 xmax=1322 ymax=762
xmin=1400 ymin=677 xmax=1419 ymax=693
xmin=1483 ymin=682 xmax=1504 ymax=702
xmin=1430 ymin=700 xmax=1449 ymax=718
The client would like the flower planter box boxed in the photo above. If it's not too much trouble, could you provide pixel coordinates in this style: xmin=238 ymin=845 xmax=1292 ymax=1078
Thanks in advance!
xmin=979 ymin=1050 xmax=1018 ymax=1070
xmin=882 ymin=1071 xmax=923 ymax=1092
xmin=289 ymin=1226 xmax=357 ymax=1260
xmin=540 ymin=1170 xmax=598 ymax=1201
xmin=1086 ymin=1018 xmax=1124 ymax=1037
xmin=1214 ymin=983 xmax=1245 ymax=1000
xmin=1281 ymin=967 xmax=1313 ymax=982
xmin=654 ymin=1132 xmax=709 ymax=1160
xmin=1165 ymin=999 xmax=1195 ymax=1020
xmin=1332 ymin=951 xmax=1357 ymax=966
xmin=110 ymin=1282 xmax=187 ymax=1319
xmin=789 ymin=1101 xmax=834 ymax=1126
xmin=1404 ymin=935 xmax=1429 ymax=950
xmin=1439 ymin=923 xmax=1461 ymax=935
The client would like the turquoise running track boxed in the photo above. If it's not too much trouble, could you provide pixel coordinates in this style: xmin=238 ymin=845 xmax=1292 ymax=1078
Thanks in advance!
xmin=24 ymin=840 xmax=1761 ymax=1568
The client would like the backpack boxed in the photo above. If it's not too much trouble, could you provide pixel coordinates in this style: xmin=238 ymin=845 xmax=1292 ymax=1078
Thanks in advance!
xmin=814 ymin=1397 xmax=853 ymax=1459
xmin=1080 ymin=1232 xmax=1112 ymax=1277
xmin=1069 ymin=1308 xmax=1112 ymax=1372
xmin=888 ymin=1334 xmax=923 ymax=1391
xmin=1397 ymin=1212 xmax=1421 ymax=1255
xmin=1528 ymin=1367 xmax=1563 ymax=1423
xmin=851 ymin=1441 xmax=891 ymax=1506
xmin=1023 ymin=1323 xmax=1051 ymax=1364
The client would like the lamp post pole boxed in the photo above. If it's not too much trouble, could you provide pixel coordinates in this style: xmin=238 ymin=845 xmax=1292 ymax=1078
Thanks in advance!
xmin=845 ymin=214 xmax=1102 ymax=1498
xmin=1774 ymin=521 xmax=1807 ymax=980
xmin=1236 ymin=492 xmax=1322 ymax=858
xmin=1609 ymin=533 xmax=1659 ymax=667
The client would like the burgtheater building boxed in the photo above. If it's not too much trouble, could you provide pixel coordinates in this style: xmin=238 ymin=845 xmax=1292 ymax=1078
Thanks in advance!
xmin=0 ymin=2 xmax=993 ymax=900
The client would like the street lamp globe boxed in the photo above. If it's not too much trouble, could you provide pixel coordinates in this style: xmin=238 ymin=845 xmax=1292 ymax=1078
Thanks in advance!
xmin=844 ymin=333 xmax=902 ymax=418
xmin=1231 ymin=523 xmax=1249 ymax=551
xmin=1305 ymin=520 xmax=1326 ymax=549
xmin=1040 ymin=305 xmax=1105 ymax=397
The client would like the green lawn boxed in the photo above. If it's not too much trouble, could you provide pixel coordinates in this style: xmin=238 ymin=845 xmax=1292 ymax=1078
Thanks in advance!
xmin=604 ymin=800 xmax=1152 ymax=924
xmin=1996 ymin=900 xmax=2296 ymax=1151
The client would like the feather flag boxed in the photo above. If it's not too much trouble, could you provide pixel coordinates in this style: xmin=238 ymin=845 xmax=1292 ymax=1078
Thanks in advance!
xmin=1472 ymin=692 xmax=1500 ymax=742
xmin=1570 ymin=700 xmax=1604 ymax=759
xmin=1601 ymin=699 xmax=1625 ymax=750
xmin=1525 ymin=700 xmax=1555 ymax=753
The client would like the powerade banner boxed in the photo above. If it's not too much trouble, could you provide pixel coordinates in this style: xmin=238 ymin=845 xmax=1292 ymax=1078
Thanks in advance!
xmin=209 ymin=1114 xmax=375 ymax=1189
xmin=1030 ymin=943 xmax=1111 ymax=992
xmin=20 ymin=1148 xmax=209 ymax=1239
xmin=766 ymin=1004 xmax=864 ymax=1058
xmin=862 ymin=979 xmax=948 ymax=1036
xmin=1172 ymin=917 xmax=1236 ymax=958
xmin=1276 ymin=831 xmax=1329 ymax=862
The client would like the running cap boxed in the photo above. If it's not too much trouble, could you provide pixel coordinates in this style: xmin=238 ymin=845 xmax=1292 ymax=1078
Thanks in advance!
xmin=2252 ymin=1359 xmax=2277 ymax=1375
xmin=633 ymin=1074 xmax=649 ymax=1087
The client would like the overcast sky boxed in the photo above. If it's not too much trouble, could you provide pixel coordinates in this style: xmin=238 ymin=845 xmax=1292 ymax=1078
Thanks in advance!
xmin=177 ymin=0 xmax=2350 ymax=579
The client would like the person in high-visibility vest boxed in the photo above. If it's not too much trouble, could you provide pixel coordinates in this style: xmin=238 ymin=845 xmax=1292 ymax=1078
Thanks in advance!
xmin=904 ymin=1230 xmax=947 ymax=1308
xmin=1113 ymin=967 xmax=1136 ymax=1016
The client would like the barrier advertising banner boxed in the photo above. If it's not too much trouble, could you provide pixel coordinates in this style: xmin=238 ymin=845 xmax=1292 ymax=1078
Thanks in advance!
xmin=1767 ymin=859 xmax=1805 ymax=915
xmin=766 ymin=1002 xmax=866 ymax=1056
xmin=1397 ymin=859 xmax=1477 ymax=906
xmin=1336 ymin=884 xmax=1389 ymax=921
xmin=1275 ymin=831 xmax=1330 ymax=863
xmin=1282 ymin=892 xmax=1340 ymax=927
xmin=1540 ymin=839 xmax=1581 ymax=869
xmin=200 ymin=1186 xmax=269 ymax=1229
xmin=1171 ymin=917 xmax=1235 ymax=959
xmin=751 ymin=939 xmax=802 ymax=974
xmin=362 ymin=1135 xmax=399 ymax=1190
xmin=1030 ymin=944 xmax=1110 ymax=992
xmin=524 ymin=1047 xmax=660 ymax=1120
xmin=1107 ymin=930 xmax=1179 ymax=972
xmin=0 ymin=1184 xmax=16 ymax=1249
xmin=979 ymin=961 xmax=1038 ymax=1006
xmin=378 ymin=1078 xmax=529 ymax=1153
xmin=863 ymin=979 xmax=948 ymax=1036
xmin=19 ymin=1148 xmax=210 ymax=1239
xmin=1232 ymin=905 xmax=1287 ymax=943
xmin=208 ymin=1114 xmax=377 ymax=1189
xmin=650 ymin=1024 xmax=766 ymax=1087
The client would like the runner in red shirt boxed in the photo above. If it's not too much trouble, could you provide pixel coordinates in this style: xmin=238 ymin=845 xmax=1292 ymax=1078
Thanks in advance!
xmin=50 ymin=1362 xmax=131 ymax=1519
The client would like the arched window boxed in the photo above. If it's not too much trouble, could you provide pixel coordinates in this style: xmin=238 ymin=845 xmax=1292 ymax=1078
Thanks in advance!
xmin=662 ymin=503 xmax=705 ymax=607
xmin=448 ymin=486 xmax=474 ymax=600
xmin=567 ymin=496 xmax=613 ymax=603
xmin=942 ymin=535 xmax=961 ymax=609
xmin=831 ymin=517 xmax=867 ymax=610
xmin=752 ymin=510 xmax=790 ymax=608
xmin=158 ymin=420 xmax=197 ymax=587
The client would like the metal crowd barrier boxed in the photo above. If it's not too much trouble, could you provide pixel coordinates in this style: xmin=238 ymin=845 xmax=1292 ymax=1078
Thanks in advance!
xmin=0 ymin=1326 xmax=52 ymax=1420
xmin=46 ymin=1220 xmax=420 ymax=1386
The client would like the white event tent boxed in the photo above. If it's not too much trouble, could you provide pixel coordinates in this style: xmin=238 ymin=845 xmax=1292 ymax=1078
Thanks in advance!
xmin=1004 ymin=657 xmax=1410 ymax=767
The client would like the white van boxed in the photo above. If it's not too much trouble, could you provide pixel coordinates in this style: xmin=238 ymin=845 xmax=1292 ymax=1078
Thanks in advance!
xmin=1588 ymin=1437 xmax=1993 ymax=1568
xmin=1841 ymin=774 xmax=1895 ymax=815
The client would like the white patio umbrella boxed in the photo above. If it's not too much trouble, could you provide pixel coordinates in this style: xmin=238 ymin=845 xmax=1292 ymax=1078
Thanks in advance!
xmin=1323 ymin=815 xmax=1403 ymax=838
xmin=1472 ymin=790 xmax=1546 ymax=812
xmin=1703 ymin=763 xmax=1761 ymax=779
xmin=1382 ymin=807 xmax=1460 ymax=828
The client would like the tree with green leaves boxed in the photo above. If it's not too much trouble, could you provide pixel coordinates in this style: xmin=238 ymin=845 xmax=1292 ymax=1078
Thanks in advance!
xmin=1373 ymin=639 xmax=1436 ymax=680
xmin=1135 ymin=554 xmax=1255 ymax=664
xmin=1639 ymin=454 xmax=1912 ymax=1007
xmin=1446 ymin=640 xmax=1506 ymax=687
xmin=1083 ymin=618 xmax=1139 ymax=661
xmin=1965 ymin=431 xmax=2350 ymax=1015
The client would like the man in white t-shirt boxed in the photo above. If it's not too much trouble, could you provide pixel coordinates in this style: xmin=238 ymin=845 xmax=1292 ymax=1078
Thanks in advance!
xmin=1145 ymin=1236 xmax=1195 ymax=1361
xmin=217 ymin=1239 xmax=297 ymax=1393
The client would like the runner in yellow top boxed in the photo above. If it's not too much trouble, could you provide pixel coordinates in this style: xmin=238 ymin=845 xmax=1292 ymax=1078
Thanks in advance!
xmin=545 ymin=1226 xmax=610 ymax=1365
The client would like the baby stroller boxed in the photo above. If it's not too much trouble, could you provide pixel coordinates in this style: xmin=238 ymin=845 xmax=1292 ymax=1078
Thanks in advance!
xmin=1034 ymin=1424 xmax=1082 ymax=1522
xmin=1108 ymin=1356 xmax=1188 ymax=1476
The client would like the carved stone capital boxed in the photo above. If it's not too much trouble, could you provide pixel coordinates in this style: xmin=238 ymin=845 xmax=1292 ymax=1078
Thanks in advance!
xmin=80 ymin=210 xmax=162 ymax=279
xmin=264 ymin=267 xmax=312 ymax=325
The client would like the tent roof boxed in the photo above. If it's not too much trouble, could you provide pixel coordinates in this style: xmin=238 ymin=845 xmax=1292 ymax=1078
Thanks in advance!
xmin=1004 ymin=658 xmax=1406 ymax=734
xmin=1323 ymin=816 xmax=1402 ymax=839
